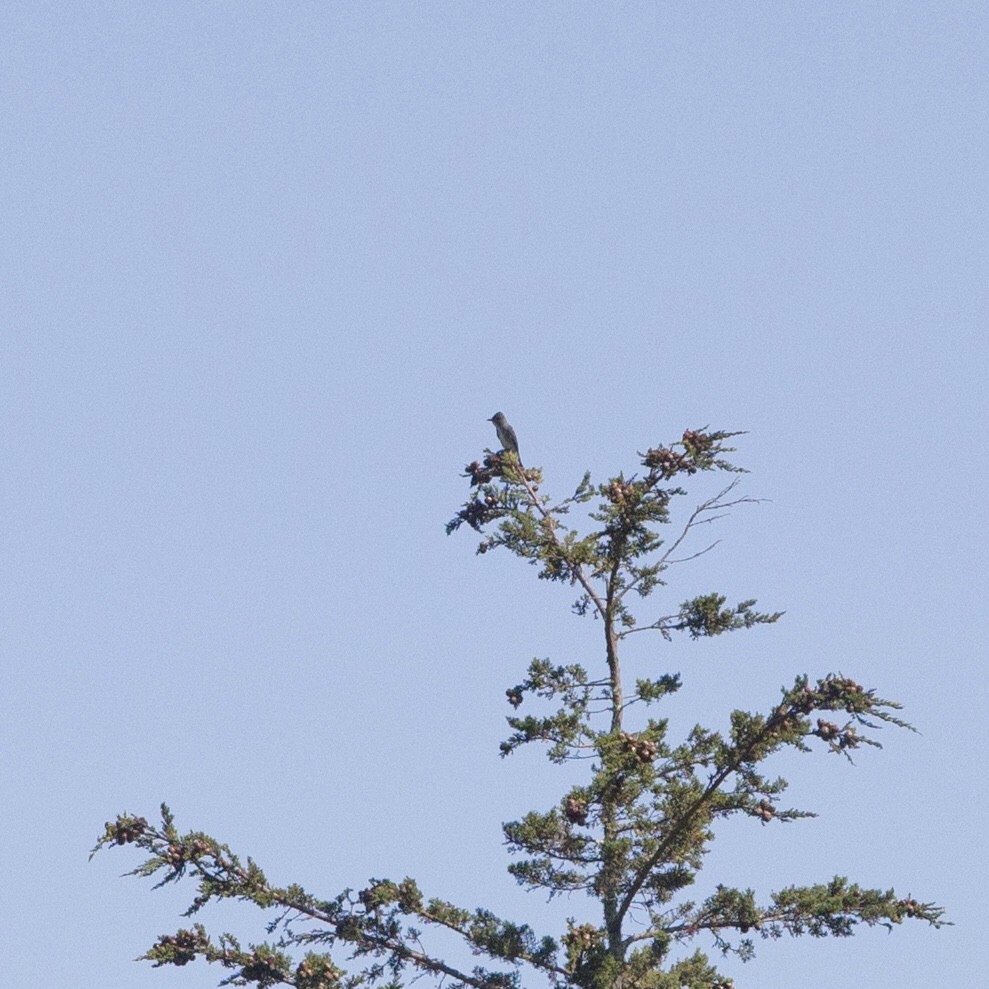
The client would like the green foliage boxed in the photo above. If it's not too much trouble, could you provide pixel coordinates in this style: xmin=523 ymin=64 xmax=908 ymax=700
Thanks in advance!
xmin=92 ymin=808 xmax=560 ymax=989
xmin=96 ymin=426 xmax=946 ymax=988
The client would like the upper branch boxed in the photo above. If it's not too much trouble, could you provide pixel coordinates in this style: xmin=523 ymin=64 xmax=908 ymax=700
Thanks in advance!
xmin=613 ymin=675 xmax=917 ymax=935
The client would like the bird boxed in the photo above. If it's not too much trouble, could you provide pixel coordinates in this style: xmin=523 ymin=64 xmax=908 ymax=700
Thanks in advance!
xmin=488 ymin=412 xmax=520 ymax=458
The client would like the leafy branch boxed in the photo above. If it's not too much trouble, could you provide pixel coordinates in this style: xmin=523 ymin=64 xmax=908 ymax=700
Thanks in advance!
xmin=92 ymin=807 xmax=563 ymax=989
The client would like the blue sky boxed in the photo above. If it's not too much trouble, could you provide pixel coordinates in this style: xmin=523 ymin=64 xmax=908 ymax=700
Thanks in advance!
xmin=1 ymin=3 xmax=985 ymax=986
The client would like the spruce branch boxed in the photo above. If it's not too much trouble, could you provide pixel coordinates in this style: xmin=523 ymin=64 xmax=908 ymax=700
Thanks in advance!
xmin=92 ymin=807 xmax=564 ymax=989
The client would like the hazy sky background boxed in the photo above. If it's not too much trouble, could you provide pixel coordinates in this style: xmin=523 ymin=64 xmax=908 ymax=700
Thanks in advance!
xmin=2 ymin=3 xmax=985 ymax=987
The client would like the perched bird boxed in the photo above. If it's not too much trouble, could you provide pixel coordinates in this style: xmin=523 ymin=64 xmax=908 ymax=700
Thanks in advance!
xmin=488 ymin=411 xmax=520 ymax=458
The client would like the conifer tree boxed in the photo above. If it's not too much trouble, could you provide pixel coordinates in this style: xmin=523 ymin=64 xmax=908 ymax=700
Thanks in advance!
xmin=94 ymin=427 xmax=945 ymax=988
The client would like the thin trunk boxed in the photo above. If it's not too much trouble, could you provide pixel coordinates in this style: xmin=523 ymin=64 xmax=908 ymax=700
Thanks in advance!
xmin=606 ymin=618 xmax=623 ymax=733
xmin=601 ymin=614 xmax=625 ymax=965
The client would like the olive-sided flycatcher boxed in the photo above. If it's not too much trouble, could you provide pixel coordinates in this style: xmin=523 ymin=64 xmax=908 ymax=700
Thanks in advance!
xmin=488 ymin=412 xmax=519 ymax=458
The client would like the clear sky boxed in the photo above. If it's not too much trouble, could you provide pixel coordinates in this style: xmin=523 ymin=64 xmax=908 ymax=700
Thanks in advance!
xmin=2 ymin=3 xmax=985 ymax=987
